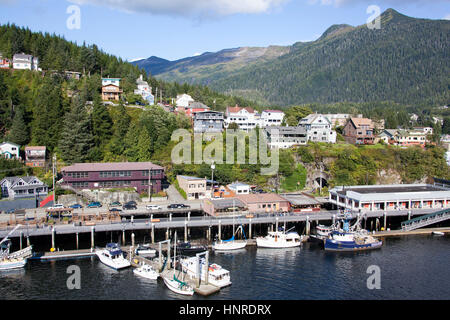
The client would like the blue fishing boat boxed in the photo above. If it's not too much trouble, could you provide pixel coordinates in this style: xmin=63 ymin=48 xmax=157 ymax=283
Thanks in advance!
xmin=324 ymin=211 xmax=382 ymax=251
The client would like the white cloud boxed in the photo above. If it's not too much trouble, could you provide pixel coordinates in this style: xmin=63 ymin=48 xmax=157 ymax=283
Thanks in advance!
xmin=68 ymin=0 xmax=289 ymax=18
xmin=444 ymin=13 xmax=450 ymax=20
xmin=307 ymin=0 xmax=440 ymax=7
xmin=193 ymin=52 xmax=202 ymax=56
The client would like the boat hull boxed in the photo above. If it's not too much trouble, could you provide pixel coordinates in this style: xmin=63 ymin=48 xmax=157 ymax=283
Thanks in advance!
xmin=133 ymin=268 xmax=159 ymax=280
xmin=256 ymin=238 xmax=301 ymax=248
xmin=324 ymin=239 xmax=383 ymax=252
xmin=96 ymin=250 xmax=131 ymax=270
xmin=213 ymin=241 xmax=247 ymax=251
xmin=0 ymin=259 xmax=27 ymax=271
xmin=162 ymin=276 xmax=194 ymax=296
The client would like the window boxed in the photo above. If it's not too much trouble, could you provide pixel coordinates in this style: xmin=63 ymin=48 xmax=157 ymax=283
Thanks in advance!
xmin=67 ymin=172 xmax=89 ymax=178
xmin=99 ymin=171 xmax=131 ymax=178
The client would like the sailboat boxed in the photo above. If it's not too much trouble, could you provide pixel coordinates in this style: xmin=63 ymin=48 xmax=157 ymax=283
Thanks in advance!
xmin=212 ymin=225 xmax=247 ymax=251
xmin=0 ymin=225 xmax=33 ymax=271
xmin=162 ymin=232 xmax=194 ymax=296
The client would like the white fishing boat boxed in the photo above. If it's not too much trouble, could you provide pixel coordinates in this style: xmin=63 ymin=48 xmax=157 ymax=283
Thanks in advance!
xmin=95 ymin=243 xmax=131 ymax=270
xmin=256 ymin=227 xmax=302 ymax=248
xmin=213 ymin=225 xmax=247 ymax=251
xmin=181 ymin=256 xmax=231 ymax=288
xmin=432 ymin=231 xmax=445 ymax=236
xmin=0 ymin=225 xmax=33 ymax=271
xmin=162 ymin=232 xmax=194 ymax=296
xmin=133 ymin=263 xmax=159 ymax=280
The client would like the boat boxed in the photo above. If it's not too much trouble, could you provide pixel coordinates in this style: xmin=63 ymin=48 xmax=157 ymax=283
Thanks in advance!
xmin=432 ymin=231 xmax=445 ymax=236
xmin=162 ymin=232 xmax=194 ymax=296
xmin=133 ymin=263 xmax=159 ymax=280
xmin=134 ymin=244 xmax=156 ymax=256
xmin=176 ymin=242 xmax=208 ymax=255
xmin=212 ymin=225 xmax=247 ymax=251
xmin=309 ymin=224 xmax=334 ymax=243
xmin=0 ymin=225 xmax=33 ymax=271
xmin=95 ymin=243 xmax=131 ymax=270
xmin=323 ymin=213 xmax=382 ymax=251
xmin=181 ymin=256 xmax=231 ymax=288
xmin=256 ymin=227 xmax=303 ymax=248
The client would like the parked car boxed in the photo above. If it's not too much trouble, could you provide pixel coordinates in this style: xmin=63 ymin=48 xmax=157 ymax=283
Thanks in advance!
xmin=48 ymin=204 xmax=66 ymax=210
xmin=123 ymin=203 xmax=137 ymax=210
xmin=109 ymin=208 xmax=122 ymax=213
xmin=69 ymin=204 xmax=83 ymax=209
xmin=87 ymin=202 xmax=102 ymax=208
xmin=124 ymin=201 xmax=137 ymax=206
xmin=109 ymin=201 xmax=121 ymax=207
xmin=167 ymin=203 xmax=190 ymax=209
xmin=146 ymin=204 xmax=162 ymax=210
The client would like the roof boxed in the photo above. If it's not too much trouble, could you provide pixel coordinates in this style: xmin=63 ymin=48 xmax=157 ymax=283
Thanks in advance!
xmin=0 ymin=141 xmax=20 ymax=148
xmin=13 ymin=53 xmax=32 ymax=61
xmin=263 ymin=110 xmax=284 ymax=113
xmin=237 ymin=193 xmax=288 ymax=204
xmin=25 ymin=146 xmax=46 ymax=151
xmin=206 ymin=198 xmax=247 ymax=209
xmin=177 ymin=175 xmax=206 ymax=181
xmin=227 ymin=106 xmax=256 ymax=114
xmin=228 ymin=182 xmax=250 ymax=188
xmin=349 ymin=117 xmax=374 ymax=128
xmin=61 ymin=162 xmax=164 ymax=172
xmin=299 ymin=113 xmax=331 ymax=125
xmin=280 ymin=193 xmax=321 ymax=206
xmin=188 ymin=102 xmax=209 ymax=109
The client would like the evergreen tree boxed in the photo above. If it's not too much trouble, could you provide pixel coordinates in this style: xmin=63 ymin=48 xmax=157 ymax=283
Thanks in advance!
xmin=58 ymin=96 xmax=94 ymax=163
xmin=137 ymin=128 xmax=152 ymax=161
xmin=8 ymin=106 xmax=29 ymax=146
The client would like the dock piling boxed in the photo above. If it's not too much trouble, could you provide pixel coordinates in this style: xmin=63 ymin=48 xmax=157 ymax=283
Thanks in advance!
xmin=131 ymin=233 xmax=135 ymax=248
xmin=51 ymin=227 xmax=55 ymax=250
xmin=151 ymin=224 xmax=155 ymax=244
xmin=249 ymin=219 xmax=252 ymax=239
xmin=26 ymin=236 xmax=30 ymax=247
xmin=19 ymin=232 xmax=23 ymax=250
xmin=122 ymin=230 xmax=125 ymax=245
xmin=76 ymin=232 xmax=79 ymax=250
xmin=90 ymin=227 xmax=94 ymax=249
xmin=218 ymin=220 xmax=221 ymax=241
xmin=184 ymin=220 xmax=188 ymax=243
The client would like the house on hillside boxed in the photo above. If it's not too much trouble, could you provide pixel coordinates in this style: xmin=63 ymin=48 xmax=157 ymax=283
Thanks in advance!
xmin=264 ymin=126 xmax=307 ymax=149
xmin=13 ymin=53 xmax=39 ymax=71
xmin=25 ymin=146 xmax=47 ymax=167
xmin=298 ymin=113 xmax=337 ymax=143
xmin=224 ymin=105 xmax=260 ymax=132
xmin=134 ymin=75 xmax=154 ymax=105
xmin=193 ymin=111 xmax=224 ymax=133
xmin=343 ymin=117 xmax=375 ymax=145
xmin=0 ymin=53 xmax=11 ymax=69
xmin=0 ymin=176 xmax=48 ymax=199
xmin=0 ymin=142 xmax=20 ymax=159
xmin=176 ymin=94 xmax=194 ymax=108
xmin=177 ymin=175 xmax=208 ymax=200
xmin=177 ymin=101 xmax=210 ymax=118
xmin=101 ymin=78 xmax=122 ymax=101
xmin=259 ymin=110 xmax=284 ymax=127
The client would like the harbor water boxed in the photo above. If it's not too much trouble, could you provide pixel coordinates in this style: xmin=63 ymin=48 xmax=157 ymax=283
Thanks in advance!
xmin=0 ymin=234 xmax=449 ymax=300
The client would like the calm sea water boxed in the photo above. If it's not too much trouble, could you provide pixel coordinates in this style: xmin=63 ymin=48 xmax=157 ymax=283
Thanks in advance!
xmin=0 ymin=235 xmax=449 ymax=300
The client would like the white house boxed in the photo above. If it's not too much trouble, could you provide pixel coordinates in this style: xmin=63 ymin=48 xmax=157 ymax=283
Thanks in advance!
xmin=13 ymin=53 xmax=39 ymax=71
xmin=224 ymin=106 xmax=260 ymax=132
xmin=0 ymin=176 xmax=48 ymax=199
xmin=227 ymin=182 xmax=251 ymax=195
xmin=298 ymin=114 xmax=337 ymax=143
xmin=0 ymin=142 xmax=20 ymax=159
xmin=134 ymin=75 xmax=154 ymax=105
xmin=264 ymin=126 xmax=308 ymax=149
xmin=259 ymin=110 xmax=284 ymax=127
xmin=414 ymin=127 xmax=433 ymax=135
xmin=176 ymin=94 xmax=194 ymax=108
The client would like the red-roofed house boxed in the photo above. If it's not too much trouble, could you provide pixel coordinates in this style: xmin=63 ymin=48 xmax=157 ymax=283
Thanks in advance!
xmin=224 ymin=105 xmax=260 ymax=132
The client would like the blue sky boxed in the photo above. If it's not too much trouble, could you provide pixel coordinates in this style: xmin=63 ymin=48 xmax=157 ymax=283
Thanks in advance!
xmin=1 ymin=0 xmax=449 ymax=61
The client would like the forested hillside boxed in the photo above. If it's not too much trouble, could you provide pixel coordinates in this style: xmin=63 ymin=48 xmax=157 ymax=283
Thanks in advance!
xmin=140 ymin=9 xmax=450 ymax=108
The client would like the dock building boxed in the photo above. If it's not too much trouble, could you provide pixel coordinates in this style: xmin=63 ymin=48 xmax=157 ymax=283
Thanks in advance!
xmin=329 ymin=184 xmax=450 ymax=212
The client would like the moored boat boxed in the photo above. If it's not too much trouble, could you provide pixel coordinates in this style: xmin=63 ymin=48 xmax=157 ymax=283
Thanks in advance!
xmin=256 ymin=227 xmax=303 ymax=248
xmin=213 ymin=225 xmax=247 ymax=251
xmin=181 ymin=256 xmax=231 ymax=288
xmin=176 ymin=242 xmax=208 ymax=255
xmin=324 ymin=230 xmax=382 ymax=251
xmin=0 ymin=225 xmax=33 ymax=271
xmin=95 ymin=243 xmax=131 ymax=270
xmin=134 ymin=244 xmax=156 ymax=256
xmin=133 ymin=263 xmax=159 ymax=280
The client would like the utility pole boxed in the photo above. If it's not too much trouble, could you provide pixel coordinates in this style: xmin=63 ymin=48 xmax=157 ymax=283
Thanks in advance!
xmin=52 ymin=154 xmax=57 ymax=205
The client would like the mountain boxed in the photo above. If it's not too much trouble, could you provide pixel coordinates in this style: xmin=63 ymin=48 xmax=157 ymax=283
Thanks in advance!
xmin=133 ymin=9 xmax=450 ymax=107
xmin=133 ymin=45 xmax=291 ymax=86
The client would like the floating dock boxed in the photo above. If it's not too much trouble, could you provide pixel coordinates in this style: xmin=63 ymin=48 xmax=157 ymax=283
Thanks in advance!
xmin=373 ymin=227 xmax=450 ymax=237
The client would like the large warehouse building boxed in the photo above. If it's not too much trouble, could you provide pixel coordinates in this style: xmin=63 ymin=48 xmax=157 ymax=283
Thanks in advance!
xmin=329 ymin=184 xmax=450 ymax=212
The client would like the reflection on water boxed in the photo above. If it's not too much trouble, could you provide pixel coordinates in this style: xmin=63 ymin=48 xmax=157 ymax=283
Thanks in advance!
xmin=0 ymin=235 xmax=448 ymax=300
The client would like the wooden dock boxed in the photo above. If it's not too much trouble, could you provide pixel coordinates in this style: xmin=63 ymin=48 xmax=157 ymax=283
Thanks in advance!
xmin=373 ymin=226 xmax=450 ymax=237
xmin=31 ymin=248 xmax=96 ymax=260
